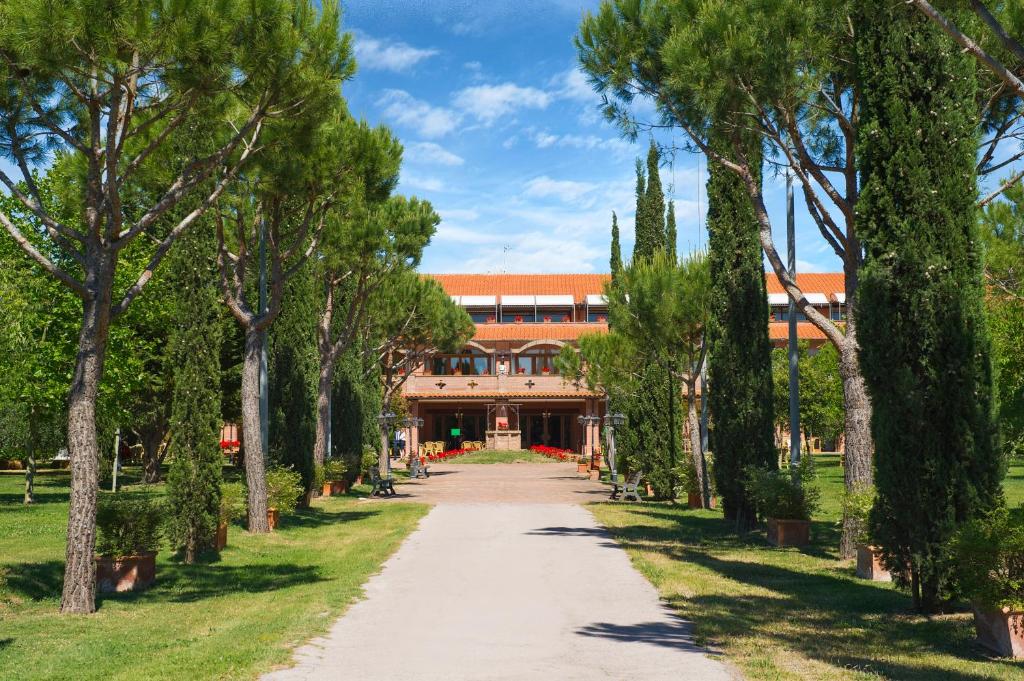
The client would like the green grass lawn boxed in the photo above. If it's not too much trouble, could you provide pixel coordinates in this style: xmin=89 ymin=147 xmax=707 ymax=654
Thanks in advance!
xmin=0 ymin=470 xmax=428 ymax=680
xmin=436 ymin=448 xmax=563 ymax=464
xmin=590 ymin=455 xmax=1024 ymax=681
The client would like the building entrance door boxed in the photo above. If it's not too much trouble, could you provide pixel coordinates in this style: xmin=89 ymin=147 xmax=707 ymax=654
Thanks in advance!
xmin=525 ymin=414 xmax=569 ymax=449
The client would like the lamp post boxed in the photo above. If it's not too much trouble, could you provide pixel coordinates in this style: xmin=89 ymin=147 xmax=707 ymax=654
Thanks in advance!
xmin=400 ymin=415 xmax=425 ymax=479
xmin=377 ymin=410 xmax=397 ymax=479
xmin=577 ymin=415 xmax=600 ymax=469
xmin=603 ymin=411 xmax=626 ymax=493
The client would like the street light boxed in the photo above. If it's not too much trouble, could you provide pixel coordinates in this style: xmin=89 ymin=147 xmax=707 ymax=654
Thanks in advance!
xmin=399 ymin=416 xmax=426 ymax=479
xmin=577 ymin=415 xmax=600 ymax=469
xmin=603 ymin=411 xmax=626 ymax=495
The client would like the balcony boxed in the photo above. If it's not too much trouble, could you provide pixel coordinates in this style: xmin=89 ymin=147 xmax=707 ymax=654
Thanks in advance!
xmin=402 ymin=372 xmax=593 ymax=398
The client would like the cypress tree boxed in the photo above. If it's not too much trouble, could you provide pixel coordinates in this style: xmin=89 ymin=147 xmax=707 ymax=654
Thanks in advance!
xmin=610 ymin=212 xmax=623 ymax=281
xmin=268 ymin=262 xmax=321 ymax=506
xmin=856 ymin=0 xmax=1002 ymax=611
xmin=706 ymin=137 xmax=776 ymax=530
xmin=166 ymin=228 xmax=223 ymax=564
xmin=633 ymin=142 xmax=666 ymax=260
xmin=666 ymin=201 xmax=677 ymax=261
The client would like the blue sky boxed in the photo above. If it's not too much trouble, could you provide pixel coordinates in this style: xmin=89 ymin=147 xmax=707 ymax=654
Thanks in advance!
xmin=339 ymin=0 xmax=844 ymax=275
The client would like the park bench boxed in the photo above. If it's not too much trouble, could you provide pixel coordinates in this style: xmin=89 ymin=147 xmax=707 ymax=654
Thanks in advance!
xmin=370 ymin=468 xmax=397 ymax=497
xmin=610 ymin=471 xmax=643 ymax=502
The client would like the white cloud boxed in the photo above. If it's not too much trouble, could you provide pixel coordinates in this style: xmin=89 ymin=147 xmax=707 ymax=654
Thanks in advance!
xmin=551 ymin=67 xmax=596 ymax=102
xmin=523 ymin=176 xmax=599 ymax=204
xmin=529 ymin=130 xmax=632 ymax=156
xmin=440 ymin=208 xmax=480 ymax=222
xmin=401 ymin=173 xmax=445 ymax=193
xmin=376 ymin=90 xmax=461 ymax=139
xmin=502 ymin=136 xmax=518 ymax=149
xmin=453 ymin=83 xmax=552 ymax=125
xmin=534 ymin=132 xmax=559 ymax=149
xmin=405 ymin=142 xmax=464 ymax=167
xmin=354 ymin=35 xmax=438 ymax=72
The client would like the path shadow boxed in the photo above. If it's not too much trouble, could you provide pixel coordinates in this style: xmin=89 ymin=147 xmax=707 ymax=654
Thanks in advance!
xmin=576 ymin=615 xmax=716 ymax=655
xmin=525 ymin=525 xmax=619 ymax=548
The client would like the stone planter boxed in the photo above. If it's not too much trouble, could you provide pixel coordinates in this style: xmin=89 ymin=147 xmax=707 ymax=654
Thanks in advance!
xmin=687 ymin=493 xmax=717 ymax=509
xmin=577 ymin=462 xmax=590 ymax=474
xmin=766 ymin=518 xmax=811 ymax=547
xmin=354 ymin=474 xmax=364 ymax=486
xmin=588 ymin=469 xmax=601 ymax=481
xmin=267 ymin=507 xmax=280 ymax=531
xmin=855 ymin=544 xmax=891 ymax=582
xmin=215 ymin=521 xmax=228 ymax=551
xmin=95 ymin=552 xmax=157 ymax=593
xmin=972 ymin=605 xmax=1024 ymax=658
xmin=322 ymin=480 xmax=348 ymax=496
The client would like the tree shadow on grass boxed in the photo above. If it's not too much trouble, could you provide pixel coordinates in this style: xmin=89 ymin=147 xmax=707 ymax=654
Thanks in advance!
xmin=607 ymin=525 xmax=1015 ymax=677
xmin=278 ymin=508 xmax=381 ymax=531
xmin=0 ymin=638 xmax=11 ymax=651
xmin=1 ymin=560 xmax=63 ymax=602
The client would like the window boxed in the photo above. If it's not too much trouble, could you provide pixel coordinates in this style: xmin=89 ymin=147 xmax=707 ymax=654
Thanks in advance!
xmin=469 ymin=310 xmax=494 ymax=323
xmin=587 ymin=310 xmax=608 ymax=322
xmin=429 ymin=350 xmax=491 ymax=375
xmin=776 ymin=310 xmax=807 ymax=322
xmin=537 ymin=309 xmax=572 ymax=323
xmin=831 ymin=306 xmax=844 ymax=321
xmin=501 ymin=311 xmax=535 ymax=323
xmin=514 ymin=347 xmax=560 ymax=375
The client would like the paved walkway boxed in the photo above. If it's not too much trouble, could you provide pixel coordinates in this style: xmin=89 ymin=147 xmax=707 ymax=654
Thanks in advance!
xmin=263 ymin=465 xmax=734 ymax=681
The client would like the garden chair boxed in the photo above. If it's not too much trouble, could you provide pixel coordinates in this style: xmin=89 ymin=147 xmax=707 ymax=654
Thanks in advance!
xmin=369 ymin=467 xmax=396 ymax=497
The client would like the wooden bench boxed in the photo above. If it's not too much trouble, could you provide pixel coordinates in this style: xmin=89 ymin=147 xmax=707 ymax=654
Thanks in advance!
xmin=610 ymin=471 xmax=643 ymax=502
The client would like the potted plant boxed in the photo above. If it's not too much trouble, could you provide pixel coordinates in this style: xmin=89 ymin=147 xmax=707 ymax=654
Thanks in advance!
xmin=95 ymin=495 xmax=163 ymax=593
xmin=514 ymin=315 xmax=523 ymax=323
xmin=265 ymin=467 xmax=302 ymax=531
xmin=843 ymin=485 xmax=890 ymax=581
xmin=745 ymin=457 xmax=820 ymax=547
xmin=577 ymin=455 xmax=590 ymax=474
xmin=561 ymin=315 xmax=571 ymax=322
xmin=680 ymin=456 xmax=717 ymax=509
xmin=217 ymin=482 xmax=247 ymax=550
xmin=322 ymin=459 xmax=348 ymax=496
xmin=953 ymin=507 xmax=1024 ymax=658
xmin=543 ymin=315 xmax=552 ymax=323
xmin=358 ymin=447 xmax=378 ymax=485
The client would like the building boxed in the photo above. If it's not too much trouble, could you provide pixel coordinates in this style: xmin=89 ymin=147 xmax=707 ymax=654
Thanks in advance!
xmin=400 ymin=272 xmax=846 ymax=457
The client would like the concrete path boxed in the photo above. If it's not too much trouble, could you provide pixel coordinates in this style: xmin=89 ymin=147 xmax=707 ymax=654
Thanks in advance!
xmin=264 ymin=477 xmax=734 ymax=680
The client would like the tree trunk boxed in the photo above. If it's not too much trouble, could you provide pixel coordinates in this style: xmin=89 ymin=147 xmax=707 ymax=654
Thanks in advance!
xmin=24 ymin=408 xmax=37 ymax=505
xmin=242 ymin=327 xmax=269 ymax=533
xmin=313 ymin=354 xmax=334 ymax=469
xmin=61 ymin=279 xmax=113 ymax=615
xmin=140 ymin=427 xmax=167 ymax=484
xmin=839 ymin=326 xmax=874 ymax=559
xmin=686 ymin=383 xmax=711 ymax=508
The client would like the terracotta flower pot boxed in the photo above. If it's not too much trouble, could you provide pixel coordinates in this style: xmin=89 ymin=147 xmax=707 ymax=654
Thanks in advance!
xmin=687 ymin=493 xmax=717 ymax=509
xmin=588 ymin=469 xmax=601 ymax=481
xmin=355 ymin=474 xmax=364 ymax=486
xmin=95 ymin=552 xmax=157 ymax=593
xmin=577 ymin=462 xmax=590 ymax=474
xmin=767 ymin=518 xmax=811 ymax=547
xmin=855 ymin=544 xmax=891 ymax=582
xmin=645 ymin=483 xmax=655 ymax=497
xmin=973 ymin=605 xmax=1024 ymax=658
xmin=215 ymin=521 xmax=228 ymax=551
xmin=267 ymin=507 xmax=280 ymax=531
xmin=322 ymin=480 xmax=348 ymax=497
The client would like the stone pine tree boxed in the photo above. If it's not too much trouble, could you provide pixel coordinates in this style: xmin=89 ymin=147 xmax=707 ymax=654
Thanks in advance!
xmin=706 ymin=138 xmax=776 ymax=530
xmin=165 ymin=228 xmax=223 ymax=565
xmin=610 ymin=212 xmax=623 ymax=281
xmin=0 ymin=0 xmax=350 ymax=613
xmin=856 ymin=0 xmax=1003 ymax=611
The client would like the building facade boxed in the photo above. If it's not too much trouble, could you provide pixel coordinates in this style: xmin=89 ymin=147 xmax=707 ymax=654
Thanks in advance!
xmin=400 ymin=272 xmax=846 ymax=458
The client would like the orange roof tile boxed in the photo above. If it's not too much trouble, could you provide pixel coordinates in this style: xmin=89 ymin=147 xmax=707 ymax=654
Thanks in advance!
xmin=471 ymin=323 xmax=608 ymax=341
xmin=426 ymin=274 xmax=610 ymax=303
xmin=768 ymin=322 xmax=828 ymax=341
xmin=765 ymin=272 xmax=845 ymax=295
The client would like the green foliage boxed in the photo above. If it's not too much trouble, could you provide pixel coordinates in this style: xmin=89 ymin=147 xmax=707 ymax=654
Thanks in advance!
xmin=633 ymin=142 xmax=666 ymax=261
xmin=610 ymin=211 xmax=623 ymax=280
xmin=360 ymin=446 xmax=379 ymax=475
xmin=952 ymin=507 xmax=1024 ymax=611
xmin=218 ymin=482 xmax=247 ymax=523
xmin=679 ymin=453 xmax=716 ymax=496
xmin=772 ymin=343 xmax=845 ymax=448
xmin=323 ymin=459 xmax=347 ymax=481
xmin=706 ymin=141 xmax=776 ymax=530
xmin=95 ymin=495 xmax=164 ymax=558
xmin=265 ymin=467 xmax=303 ymax=513
xmin=165 ymin=228 xmax=223 ymax=561
xmin=841 ymin=484 xmax=876 ymax=546
xmin=856 ymin=0 xmax=1003 ymax=610
xmin=744 ymin=457 xmax=821 ymax=522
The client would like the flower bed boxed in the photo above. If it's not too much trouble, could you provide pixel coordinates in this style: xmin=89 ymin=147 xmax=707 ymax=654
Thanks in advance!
xmin=425 ymin=448 xmax=472 ymax=463
xmin=529 ymin=445 xmax=575 ymax=462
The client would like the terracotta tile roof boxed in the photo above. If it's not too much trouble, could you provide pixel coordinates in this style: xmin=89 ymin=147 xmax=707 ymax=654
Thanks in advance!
xmin=426 ymin=274 xmax=611 ymax=303
xmin=471 ymin=323 xmax=608 ymax=341
xmin=769 ymin=322 xmax=828 ymax=341
xmin=428 ymin=272 xmax=845 ymax=300
xmin=765 ymin=272 xmax=845 ymax=295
